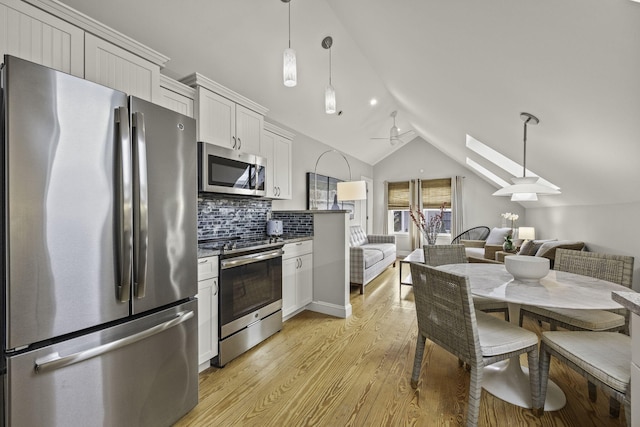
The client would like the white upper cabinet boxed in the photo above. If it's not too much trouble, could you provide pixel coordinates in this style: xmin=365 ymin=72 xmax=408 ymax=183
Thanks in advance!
xmin=181 ymin=72 xmax=268 ymax=153
xmin=84 ymin=33 xmax=160 ymax=102
xmin=235 ymin=104 xmax=263 ymax=154
xmin=262 ymin=122 xmax=293 ymax=200
xmin=0 ymin=0 xmax=84 ymax=77
xmin=159 ymin=74 xmax=195 ymax=118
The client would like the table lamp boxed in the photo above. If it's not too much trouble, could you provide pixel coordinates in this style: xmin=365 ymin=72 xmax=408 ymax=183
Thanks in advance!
xmin=518 ymin=227 xmax=535 ymax=242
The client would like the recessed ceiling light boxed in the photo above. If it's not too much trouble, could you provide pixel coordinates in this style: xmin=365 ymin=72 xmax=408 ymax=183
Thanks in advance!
xmin=369 ymin=98 xmax=378 ymax=106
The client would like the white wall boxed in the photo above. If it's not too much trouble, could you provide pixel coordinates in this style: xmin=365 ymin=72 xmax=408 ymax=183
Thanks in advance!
xmin=527 ymin=201 xmax=640 ymax=291
xmin=271 ymin=124 xmax=373 ymax=228
xmin=373 ymin=137 xmax=526 ymax=254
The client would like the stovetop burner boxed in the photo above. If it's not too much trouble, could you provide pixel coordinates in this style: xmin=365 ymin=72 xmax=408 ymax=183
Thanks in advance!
xmin=198 ymin=236 xmax=284 ymax=256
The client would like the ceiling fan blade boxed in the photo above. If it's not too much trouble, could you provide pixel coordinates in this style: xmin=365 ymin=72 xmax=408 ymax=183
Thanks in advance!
xmin=370 ymin=137 xmax=389 ymax=140
xmin=397 ymin=130 xmax=415 ymax=138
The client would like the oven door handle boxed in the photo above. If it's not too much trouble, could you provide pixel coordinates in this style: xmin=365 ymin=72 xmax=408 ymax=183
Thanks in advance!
xmin=221 ymin=249 xmax=283 ymax=269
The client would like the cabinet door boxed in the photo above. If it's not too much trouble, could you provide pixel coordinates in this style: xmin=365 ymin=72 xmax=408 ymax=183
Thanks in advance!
xmin=261 ymin=130 xmax=276 ymax=198
xmin=0 ymin=0 xmax=84 ymax=77
xmin=197 ymin=278 xmax=215 ymax=367
xmin=160 ymin=86 xmax=194 ymax=118
xmin=273 ymin=136 xmax=292 ymax=199
xmin=235 ymin=104 xmax=263 ymax=155
xmin=196 ymin=87 xmax=236 ymax=148
xmin=297 ymin=254 xmax=313 ymax=307
xmin=211 ymin=277 xmax=219 ymax=359
xmin=282 ymin=257 xmax=298 ymax=318
xmin=84 ymin=33 xmax=160 ymax=102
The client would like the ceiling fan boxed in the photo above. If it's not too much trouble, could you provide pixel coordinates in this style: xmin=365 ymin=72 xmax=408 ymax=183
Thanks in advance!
xmin=370 ymin=111 xmax=414 ymax=146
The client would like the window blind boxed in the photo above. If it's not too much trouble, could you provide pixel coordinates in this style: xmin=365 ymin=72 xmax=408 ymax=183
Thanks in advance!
xmin=387 ymin=181 xmax=411 ymax=210
xmin=421 ymin=178 xmax=451 ymax=208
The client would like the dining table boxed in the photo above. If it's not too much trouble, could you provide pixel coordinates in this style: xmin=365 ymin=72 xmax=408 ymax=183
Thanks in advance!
xmin=434 ymin=262 xmax=633 ymax=411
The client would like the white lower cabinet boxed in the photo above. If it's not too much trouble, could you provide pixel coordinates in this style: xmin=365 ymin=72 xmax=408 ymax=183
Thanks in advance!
xmin=197 ymin=255 xmax=218 ymax=372
xmin=282 ymin=241 xmax=313 ymax=320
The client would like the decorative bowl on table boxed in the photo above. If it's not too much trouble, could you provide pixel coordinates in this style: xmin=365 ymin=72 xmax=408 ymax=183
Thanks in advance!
xmin=505 ymin=255 xmax=550 ymax=282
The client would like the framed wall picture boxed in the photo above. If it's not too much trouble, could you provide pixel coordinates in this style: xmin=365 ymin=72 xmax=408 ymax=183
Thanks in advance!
xmin=306 ymin=172 xmax=355 ymax=219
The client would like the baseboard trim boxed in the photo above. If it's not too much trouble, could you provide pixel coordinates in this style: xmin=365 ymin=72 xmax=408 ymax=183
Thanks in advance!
xmin=306 ymin=301 xmax=352 ymax=318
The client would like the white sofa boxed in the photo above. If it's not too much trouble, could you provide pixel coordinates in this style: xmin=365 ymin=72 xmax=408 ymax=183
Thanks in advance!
xmin=349 ymin=226 xmax=396 ymax=294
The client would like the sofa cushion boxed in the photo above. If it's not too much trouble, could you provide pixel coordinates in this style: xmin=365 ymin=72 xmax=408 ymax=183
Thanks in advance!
xmin=363 ymin=243 xmax=396 ymax=259
xmin=465 ymin=247 xmax=485 ymax=258
xmin=536 ymin=240 xmax=585 ymax=260
xmin=362 ymin=248 xmax=384 ymax=269
xmin=349 ymin=226 xmax=368 ymax=247
xmin=519 ymin=239 xmax=556 ymax=256
xmin=485 ymin=227 xmax=512 ymax=245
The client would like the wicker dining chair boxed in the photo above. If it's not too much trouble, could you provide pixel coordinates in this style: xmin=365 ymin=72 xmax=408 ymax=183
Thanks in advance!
xmin=423 ymin=244 xmax=509 ymax=320
xmin=409 ymin=263 xmax=542 ymax=426
xmin=540 ymin=331 xmax=631 ymax=425
xmin=520 ymin=249 xmax=635 ymax=333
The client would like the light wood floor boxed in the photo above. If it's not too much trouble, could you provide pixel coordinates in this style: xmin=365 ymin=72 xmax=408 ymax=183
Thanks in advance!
xmin=175 ymin=262 xmax=628 ymax=427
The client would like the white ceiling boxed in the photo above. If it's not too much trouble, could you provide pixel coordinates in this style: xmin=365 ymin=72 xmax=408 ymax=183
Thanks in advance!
xmin=59 ymin=0 xmax=640 ymax=207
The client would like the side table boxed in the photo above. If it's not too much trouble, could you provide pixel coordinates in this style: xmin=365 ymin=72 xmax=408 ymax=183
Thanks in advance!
xmin=495 ymin=250 xmax=517 ymax=262
xmin=399 ymin=248 xmax=424 ymax=295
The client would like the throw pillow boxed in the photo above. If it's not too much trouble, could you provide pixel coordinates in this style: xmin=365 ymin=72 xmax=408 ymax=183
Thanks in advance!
xmin=519 ymin=239 xmax=556 ymax=256
xmin=485 ymin=227 xmax=512 ymax=245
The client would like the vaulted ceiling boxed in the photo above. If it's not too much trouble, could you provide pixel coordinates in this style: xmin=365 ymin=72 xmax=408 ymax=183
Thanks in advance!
xmin=59 ymin=0 xmax=640 ymax=207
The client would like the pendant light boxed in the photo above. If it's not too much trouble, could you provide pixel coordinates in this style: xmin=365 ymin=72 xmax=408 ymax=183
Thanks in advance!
xmin=322 ymin=36 xmax=336 ymax=114
xmin=282 ymin=0 xmax=296 ymax=87
xmin=493 ymin=112 xmax=561 ymax=201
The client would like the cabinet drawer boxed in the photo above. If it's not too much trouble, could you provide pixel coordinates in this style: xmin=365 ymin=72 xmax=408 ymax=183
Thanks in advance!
xmin=282 ymin=240 xmax=313 ymax=260
xmin=198 ymin=256 xmax=219 ymax=280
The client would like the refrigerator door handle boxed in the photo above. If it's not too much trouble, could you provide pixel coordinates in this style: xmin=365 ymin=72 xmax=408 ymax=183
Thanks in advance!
xmin=34 ymin=310 xmax=195 ymax=373
xmin=132 ymin=111 xmax=149 ymax=299
xmin=116 ymin=106 xmax=133 ymax=303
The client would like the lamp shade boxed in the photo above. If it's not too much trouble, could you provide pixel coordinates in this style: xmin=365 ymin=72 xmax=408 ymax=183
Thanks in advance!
xmin=518 ymin=227 xmax=536 ymax=241
xmin=325 ymin=84 xmax=336 ymax=114
xmin=283 ymin=48 xmax=297 ymax=87
xmin=337 ymin=180 xmax=366 ymax=201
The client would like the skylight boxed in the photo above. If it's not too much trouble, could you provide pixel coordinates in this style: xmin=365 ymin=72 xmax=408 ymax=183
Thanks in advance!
xmin=465 ymin=134 xmax=559 ymax=190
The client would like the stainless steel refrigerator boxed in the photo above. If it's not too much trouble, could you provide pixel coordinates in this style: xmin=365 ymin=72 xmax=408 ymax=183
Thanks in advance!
xmin=0 ymin=55 xmax=198 ymax=426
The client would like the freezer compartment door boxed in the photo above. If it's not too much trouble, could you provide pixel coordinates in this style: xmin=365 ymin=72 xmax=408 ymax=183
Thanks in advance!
xmin=130 ymin=97 xmax=197 ymax=314
xmin=5 ymin=300 xmax=198 ymax=427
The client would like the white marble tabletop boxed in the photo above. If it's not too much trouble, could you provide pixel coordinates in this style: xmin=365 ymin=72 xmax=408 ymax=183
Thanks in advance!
xmin=436 ymin=263 xmax=628 ymax=310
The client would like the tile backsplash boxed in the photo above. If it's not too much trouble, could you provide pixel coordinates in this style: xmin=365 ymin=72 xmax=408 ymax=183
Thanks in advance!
xmin=197 ymin=194 xmax=272 ymax=241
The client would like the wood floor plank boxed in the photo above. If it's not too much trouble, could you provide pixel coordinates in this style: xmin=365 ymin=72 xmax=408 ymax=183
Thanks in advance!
xmin=175 ymin=261 xmax=628 ymax=427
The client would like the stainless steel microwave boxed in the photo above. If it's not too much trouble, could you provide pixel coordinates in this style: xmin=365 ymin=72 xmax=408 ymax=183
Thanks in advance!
xmin=198 ymin=143 xmax=266 ymax=196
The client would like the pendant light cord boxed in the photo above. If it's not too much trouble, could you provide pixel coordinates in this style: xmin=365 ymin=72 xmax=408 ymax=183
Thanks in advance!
xmin=522 ymin=117 xmax=529 ymax=178
xmin=288 ymin=2 xmax=291 ymax=49
xmin=329 ymin=47 xmax=332 ymax=85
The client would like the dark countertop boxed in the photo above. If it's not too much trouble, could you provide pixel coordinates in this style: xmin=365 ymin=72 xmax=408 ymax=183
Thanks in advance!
xmin=197 ymin=235 xmax=313 ymax=259
xmin=612 ymin=291 xmax=640 ymax=316
xmin=272 ymin=209 xmax=349 ymax=214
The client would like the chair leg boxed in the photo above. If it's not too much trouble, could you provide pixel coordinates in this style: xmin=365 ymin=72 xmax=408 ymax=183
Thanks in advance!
xmin=588 ymin=381 xmax=597 ymax=402
xmin=539 ymin=342 xmax=552 ymax=417
xmin=467 ymin=365 xmax=482 ymax=427
xmin=360 ymin=284 xmax=364 ymax=295
xmin=411 ymin=335 xmax=426 ymax=389
xmin=624 ymin=396 xmax=631 ymax=427
xmin=527 ymin=348 xmax=542 ymax=416
xmin=609 ymin=396 xmax=620 ymax=418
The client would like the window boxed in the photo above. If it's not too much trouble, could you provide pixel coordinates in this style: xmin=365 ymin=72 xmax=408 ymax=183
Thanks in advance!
xmin=386 ymin=179 xmax=452 ymax=235
xmin=423 ymin=208 xmax=452 ymax=233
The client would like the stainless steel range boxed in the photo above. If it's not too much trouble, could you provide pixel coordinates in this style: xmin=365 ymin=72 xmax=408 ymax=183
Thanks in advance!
xmin=199 ymin=237 xmax=284 ymax=367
